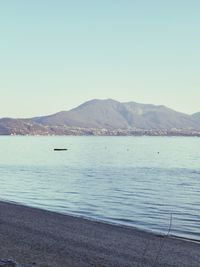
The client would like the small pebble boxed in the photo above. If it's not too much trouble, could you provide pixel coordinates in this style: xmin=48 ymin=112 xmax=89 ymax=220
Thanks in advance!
xmin=0 ymin=259 xmax=34 ymax=267
xmin=0 ymin=259 xmax=17 ymax=267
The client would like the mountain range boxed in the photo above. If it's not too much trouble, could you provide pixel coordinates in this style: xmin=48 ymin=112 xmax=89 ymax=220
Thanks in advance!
xmin=0 ymin=99 xmax=200 ymax=136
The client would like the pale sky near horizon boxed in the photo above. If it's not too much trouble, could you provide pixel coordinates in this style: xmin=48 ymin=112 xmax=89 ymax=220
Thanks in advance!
xmin=0 ymin=0 xmax=200 ymax=118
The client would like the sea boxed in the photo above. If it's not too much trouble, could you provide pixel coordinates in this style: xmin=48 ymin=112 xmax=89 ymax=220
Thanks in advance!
xmin=0 ymin=136 xmax=199 ymax=241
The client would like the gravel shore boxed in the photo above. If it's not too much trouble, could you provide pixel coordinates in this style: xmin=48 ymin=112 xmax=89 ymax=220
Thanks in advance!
xmin=0 ymin=201 xmax=199 ymax=267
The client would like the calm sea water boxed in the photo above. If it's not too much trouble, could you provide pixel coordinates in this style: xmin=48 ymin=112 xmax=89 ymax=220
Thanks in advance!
xmin=0 ymin=136 xmax=199 ymax=241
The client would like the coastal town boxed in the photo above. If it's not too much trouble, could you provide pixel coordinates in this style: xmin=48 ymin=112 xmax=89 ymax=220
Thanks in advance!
xmin=7 ymin=125 xmax=200 ymax=137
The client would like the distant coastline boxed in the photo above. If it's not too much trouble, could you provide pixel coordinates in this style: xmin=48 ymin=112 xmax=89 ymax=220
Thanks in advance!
xmin=1 ymin=99 xmax=200 ymax=136
xmin=5 ymin=127 xmax=200 ymax=137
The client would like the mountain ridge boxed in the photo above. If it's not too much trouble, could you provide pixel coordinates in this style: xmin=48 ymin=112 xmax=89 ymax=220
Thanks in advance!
xmin=0 ymin=99 xmax=200 ymax=136
xmin=32 ymin=99 xmax=199 ymax=129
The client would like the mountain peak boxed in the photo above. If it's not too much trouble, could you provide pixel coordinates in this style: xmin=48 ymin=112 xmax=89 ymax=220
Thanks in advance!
xmin=77 ymin=98 xmax=119 ymax=107
xmin=1 ymin=99 xmax=200 ymax=135
xmin=30 ymin=99 xmax=200 ymax=130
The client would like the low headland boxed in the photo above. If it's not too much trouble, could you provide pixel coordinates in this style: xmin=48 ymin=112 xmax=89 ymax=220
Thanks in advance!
xmin=0 ymin=201 xmax=199 ymax=267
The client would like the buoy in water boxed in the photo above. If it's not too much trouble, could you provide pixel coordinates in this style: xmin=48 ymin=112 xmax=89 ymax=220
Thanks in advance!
xmin=54 ymin=148 xmax=68 ymax=151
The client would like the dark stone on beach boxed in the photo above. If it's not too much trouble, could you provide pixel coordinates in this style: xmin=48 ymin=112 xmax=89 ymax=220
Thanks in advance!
xmin=0 ymin=259 xmax=17 ymax=267
xmin=0 ymin=259 xmax=32 ymax=267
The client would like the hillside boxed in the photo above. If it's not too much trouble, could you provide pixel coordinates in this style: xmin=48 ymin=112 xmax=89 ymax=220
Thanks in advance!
xmin=192 ymin=112 xmax=200 ymax=123
xmin=0 ymin=99 xmax=199 ymax=135
xmin=33 ymin=99 xmax=199 ymax=130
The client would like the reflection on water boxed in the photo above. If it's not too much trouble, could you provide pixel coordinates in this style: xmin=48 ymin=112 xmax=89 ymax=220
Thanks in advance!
xmin=0 ymin=136 xmax=199 ymax=240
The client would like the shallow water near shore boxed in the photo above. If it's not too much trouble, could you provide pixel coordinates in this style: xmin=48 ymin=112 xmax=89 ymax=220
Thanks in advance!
xmin=0 ymin=136 xmax=199 ymax=241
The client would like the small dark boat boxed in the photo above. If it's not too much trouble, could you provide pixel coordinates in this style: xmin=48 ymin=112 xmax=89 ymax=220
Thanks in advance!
xmin=54 ymin=148 xmax=68 ymax=151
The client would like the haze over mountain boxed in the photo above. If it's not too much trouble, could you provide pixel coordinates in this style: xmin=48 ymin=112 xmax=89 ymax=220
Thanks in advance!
xmin=0 ymin=99 xmax=199 ymax=135
xmin=33 ymin=99 xmax=199 ymax=129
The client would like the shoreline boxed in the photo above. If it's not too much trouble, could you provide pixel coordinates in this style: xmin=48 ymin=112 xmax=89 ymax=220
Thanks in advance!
xmin=3 ymin=199 xmax=200 ymax=244
xmin=1 ymin=133 xmax=200 ymax=137
xmin=0 ymin=200 xmax=199 ymax=267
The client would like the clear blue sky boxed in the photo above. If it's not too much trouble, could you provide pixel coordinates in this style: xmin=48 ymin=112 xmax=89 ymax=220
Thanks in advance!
xmin=0 ymin=0 xmax=199 ymax=117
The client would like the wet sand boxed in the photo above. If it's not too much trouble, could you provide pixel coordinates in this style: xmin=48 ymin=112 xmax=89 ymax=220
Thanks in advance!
xmin=0 ymin=201 xmax=199 ymax=267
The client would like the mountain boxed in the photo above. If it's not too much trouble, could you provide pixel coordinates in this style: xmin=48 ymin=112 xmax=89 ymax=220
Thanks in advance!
xmin=33 ymin=99 xmax=199 ymax=130
xmin=192 ymin=112 xmax=200 ymax=123
xmin=0 ymin=99 xmax=200 ymax=135
xmin=0 ymin=118 xmax=53 ymax=135
xmin=33 ymin=99 xmax=130 ymax=128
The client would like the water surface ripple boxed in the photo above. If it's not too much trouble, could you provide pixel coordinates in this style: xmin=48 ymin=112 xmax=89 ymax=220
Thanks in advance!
xmin=0 ymin=136 xmax=199 ymax=241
